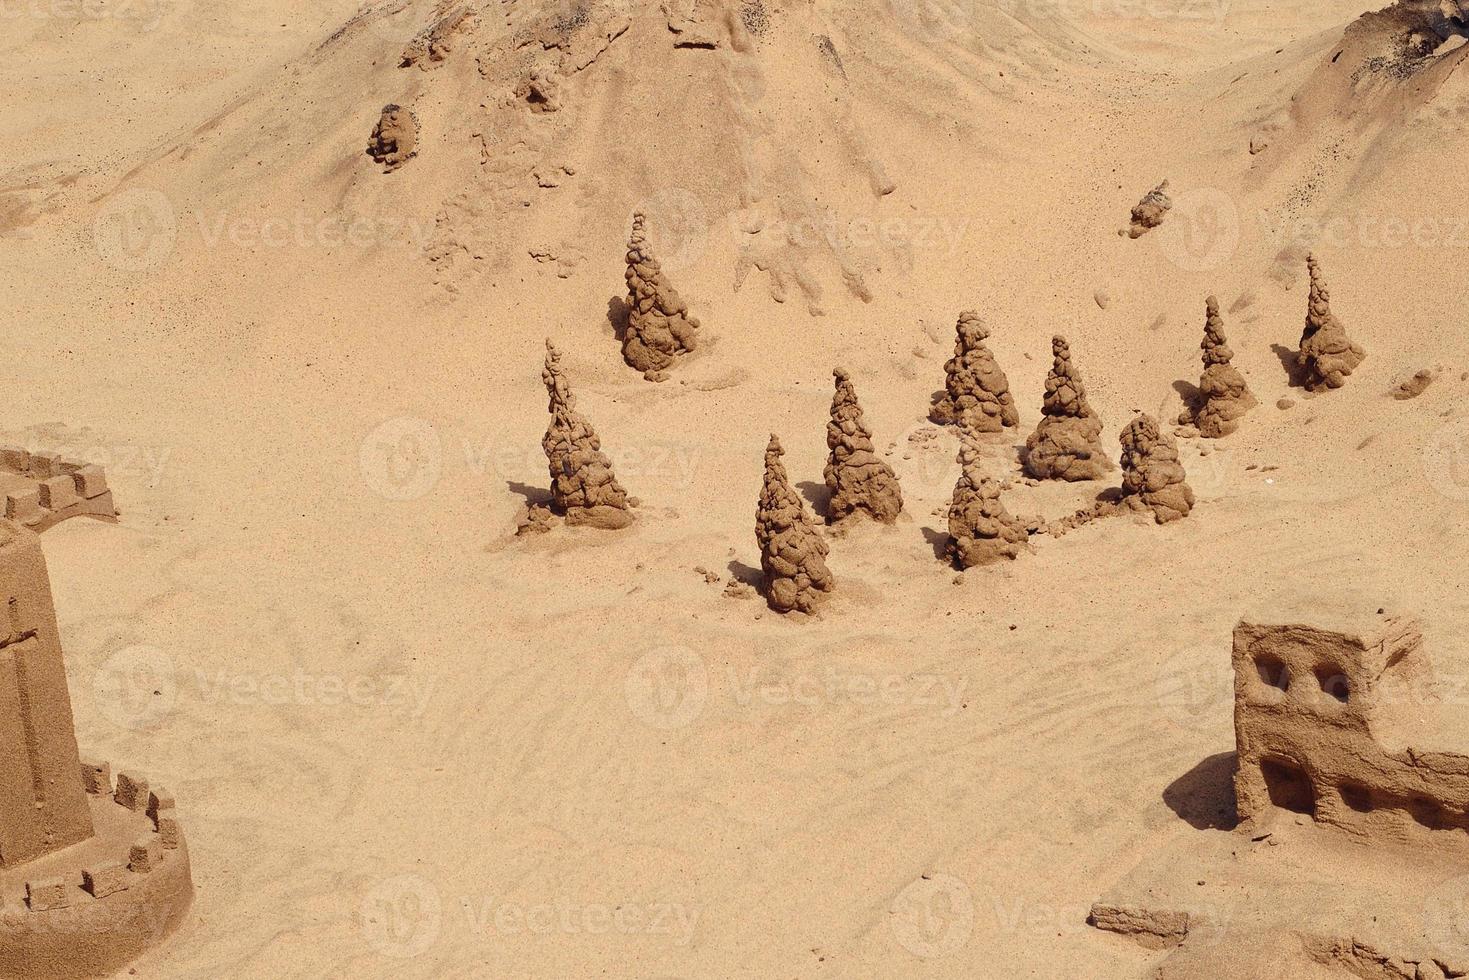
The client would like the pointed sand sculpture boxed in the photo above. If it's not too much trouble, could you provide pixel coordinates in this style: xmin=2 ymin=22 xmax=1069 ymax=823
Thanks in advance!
xmin=623 ymin=212 xmax=700 ymax=382
xmin=1023 ymin=336 xmax=1113 ymax=482
xmin=825 ymin=369 xmax=903 ymax=525
xmin=756 ymin=435 xmax=834 ymax=613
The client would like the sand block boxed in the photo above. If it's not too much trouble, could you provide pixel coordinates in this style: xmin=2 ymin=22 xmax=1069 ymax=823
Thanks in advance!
xmin=154 ymin=810 xmax=182 ymax=850
xmin=80 ymin=759 xmax=113 ymax=795
xmin=0 ymin=447 xmax=29 ymax=471
xmin=26 ymin=878 xmax=71 ymax=911
xmin=27 ymin=453 xmax=59 ymax=479
xmin=71 ymin=465 xmax=108 ymax=499
xmin=114 ymin=771 xmax=149 ymax=812
xmin=82 ymin=861 xmax=131 ymax=899
xmin=6 ymin=488 xmax=42 ymax=525
xmin=38 ymin=475 xmax=80 ymax=511
xmin=128 ymin=836 xmax=164 ymax=874
xmin=146 ymin=787 xmax=176 ymax=821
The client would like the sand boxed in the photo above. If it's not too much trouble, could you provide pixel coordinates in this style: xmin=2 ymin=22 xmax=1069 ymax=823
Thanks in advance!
xmin=5 ymin=0 xmax=1469 ymax=975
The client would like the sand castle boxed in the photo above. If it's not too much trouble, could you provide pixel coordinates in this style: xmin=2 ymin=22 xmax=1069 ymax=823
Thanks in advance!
xmin=537 ymin=339 xmax=634 ymax=530
xmin=1117 ymin=413 xmax=1194 ymax=524
xmin=1297 ymin=253 xmax=1366 ymax=391
xmin=1180 ymin=296 xmax=1257 ymax=438
xmin=756 ymin=435 xmax=834 ymax=614
xmin=0 ymin=447 xmax=115 ymax=532
xmin=824 ymin=369 xmax=903 ymax=525
xmin=946 ymin=434 xmax=1029 ymax=568
xmin=1024 ymin=336 xmax=1113 ymax=482
xmin=0 ymin=519 xmax=192 ymax=978
xmin=622 ymin=212 xmax=701 ymax=382
xmin=1128 ymin=180 xmax=1172 ymax=238
xmin=366 ymin=104 xmax=418 ymax=172
xmin=929 ymin=311 xmax=1019 ymax=432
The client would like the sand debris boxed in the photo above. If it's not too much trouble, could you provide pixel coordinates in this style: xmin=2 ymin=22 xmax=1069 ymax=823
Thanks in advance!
xmin=1297 ymin=253 xmax=1366 ymax=391
xmin=623 ymin=212 xmax=701 ymax=382
xmin=366 ymin=104 xmax=418 ymax=172
xmin=929 ymin=311 xmax=1020 ymax=433
xmin=825 ymin=369 xmax=903 ymax=524
xmin=756 ymin=435 xmax=834 ymax=614
xmin=1024 ymin=336 xmax=1113 ymax=481
xmin=1127 ymin=180 xmax=1172 ymax=238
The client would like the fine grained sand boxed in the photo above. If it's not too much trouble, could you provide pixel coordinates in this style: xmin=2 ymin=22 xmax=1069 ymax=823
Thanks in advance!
xmin=4 ymin=0 xmax=1469 ymax=976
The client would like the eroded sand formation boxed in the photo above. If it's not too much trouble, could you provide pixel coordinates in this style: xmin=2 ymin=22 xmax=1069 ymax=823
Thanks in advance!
xmin=400 ymin=7 xmax=475 ymax=69
xmin=756 ymin=435 xmax=834 ymax=614
xmin=1127 ymin=180 xmax=1171 ymax=238
xmin=824 ymin=368 xmax=903 ymax=525
xmin=929 ymin=311 xmax=1019 ymax=432
xmin=622 ymin=212 xmax=700 ymax=382
xmin=0 ymin=520 xmax=192 ymax=978
xmin=1118 ymin=414 xmax=1194 ymax=524
xmin=946 ymin=434 xmax=1029 ymax=568
xmin=1180 ymin=296 xmax=1257 ymax=438
xmin=536 ymin=339 xmax=634 ymax=530
xmin=1024 ymin=336 xmax=1113 ymax=481
xmin=366 ymin=104 xmax=418 ymax=172
xmin=1297 ymin=253 xmax=1366 ymax=391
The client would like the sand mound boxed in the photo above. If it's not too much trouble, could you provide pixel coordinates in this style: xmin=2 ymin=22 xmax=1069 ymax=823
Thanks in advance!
xmin=538 ymin=339 xmax=634 ymax=530
xmin=1181 ymin=296 xmax=1257 ymax=438
xmin=1118 ymin=414 xmax=1194 ymax=524
xmin=929 ymin=311 xmax=1019 ymax=432
xmin=1127 ymin=180 xmax=1171 ymax=238
xmin=366 ymin=104 xmax=418 ymax=172
xmin=622 ymin=212 xmax=701 ymax=382
xmin=946 ymin=434 xmax=1028 ymax=569
xmin=824 ymin=368 xmax=903 ymax=525
xmin=756 ymin=434 xmax=833 ymax=614
xmin=1024 ymin=336 xmax=1113 ymax=482
xmin=1298 ymin=254 xmax=1366 ymax=392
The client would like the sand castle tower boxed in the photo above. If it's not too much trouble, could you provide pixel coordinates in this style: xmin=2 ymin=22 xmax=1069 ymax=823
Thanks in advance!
xmin=541 ymin=339 xmax=634 ymax=530
xmin=946 ymin=433 xmax=1028 ymax=568
xmin=824 ymin=369 xmax=903 ymax=525
xmin=0 ymin=519 xmax=192 ymax=977
xmin=929 ymin=311 xmax=1019 ymax=432
xmin=1023 ymin=336 xmax=1113 ymax=482
xmin=1182 ymin=296 xmax=1257 ymax=438
xmin=1117 ymin=413 xmax=1194 ymax=524
xmin=1297 ymin=253 xmax=1366 ymax=391
xmin=1128 ymin=180 xmax=1172 ymax=238
xmin=756 ymin=435 xmax=834 ymax=614
xmin=622 ymin=212 xmax=700 ymax=382
xmin=366 ymin=104 xmax=418 ymax=172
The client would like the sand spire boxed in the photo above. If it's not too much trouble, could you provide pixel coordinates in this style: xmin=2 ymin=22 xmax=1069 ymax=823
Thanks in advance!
xmin=1128 ymin=180 xmax=1171 ymax=238
xmin=1023 ymin=336 xmax=1113 ymax=481
xmin=540 ymin=339 xmax=634 ymax=530
xmin=366 ymin=104 xmax=418 ymax=172
xmin=929 ymin=311 xmax=1019 ymax=432
xmin=756 ymin=435 xmax=834 ymax=613
xmin=824 ymin=368 xmax=903 ymax=524
xmin=622 ymin=212 xmax=700 ymax=382
xmin=946 ymin=433 xmax=1029 ymax=568
xmin=1182 ymin=296 xmax=1257 ymax=438
xmin=1297 ymin=253 xmax=1366 ymax=391
xmin=1118 ymin=414 xmax=1194 ymax=524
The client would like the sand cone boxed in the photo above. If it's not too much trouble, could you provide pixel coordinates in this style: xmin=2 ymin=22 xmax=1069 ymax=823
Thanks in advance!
xmin=756 ymin=435 xmax=834 ymax=613
xmin=1183 ymin=296 xmax=1257 ymax=438
xmin=946 ymin=433 xmax=1028 ymax=568
xmin=824 ymin=369 xmax=903 ymax=525
xmin=622 ymin=212 xmax=700 ymax=382
xmin=929 ymin=311 xmax=1019 ymax=432
xmin=1128 ymin=180 xmax=1171 ymax=238
xmin=1118 ymin=414 xmax=1194 ymax=524
xmin=540 ymin=339 xmax=633 ymax=530
xmin=1023 ymin=336 xmax=1113 ymax=481
xmin=1297 ymin=253 xmax=1365 ymax=391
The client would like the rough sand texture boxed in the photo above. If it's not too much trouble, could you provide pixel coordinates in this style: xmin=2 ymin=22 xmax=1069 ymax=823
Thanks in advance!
xmin=1024 ymin=336 xmax=1114 ymax=482
xmin=1298 ymin=253 xmax=1367 ymax=391
xmin=929 ymin=311 xmax=1019 ymax=432
xmin=1183 ymin=296 xmax=1257 ymax=438
xmin=824 ymin=368 xmax=903 ymax=525
xmin=756 ymin=435 xmax=833 ymax=614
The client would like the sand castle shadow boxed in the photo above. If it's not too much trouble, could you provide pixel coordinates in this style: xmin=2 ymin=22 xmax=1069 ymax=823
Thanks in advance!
xmin=606 ymin=295 xmax=629 ymax=341
xmin=920 ymin=526 xmax=950 ymax=564
xmin=1271 ymin=343 xmax=1309 ymax=389
xmin=726 ymin=559 xmax=762 ymax=587
xmin=797 ymin=480 xmax=831 ymax=518
xmin=1172 ymin=379 xmax=1201 ymax=413
xmin=1163 ymin=751 xmax=1240 ymax=832
xmin=506 ymin=480 xmax=552 ymax=508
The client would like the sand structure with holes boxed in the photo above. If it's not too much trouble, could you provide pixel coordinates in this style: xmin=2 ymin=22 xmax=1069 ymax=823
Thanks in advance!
xmin=0 ymin=518 xmax=192 ymax=978
xmin=1233 ymin=609 xmax=1469 ymax=849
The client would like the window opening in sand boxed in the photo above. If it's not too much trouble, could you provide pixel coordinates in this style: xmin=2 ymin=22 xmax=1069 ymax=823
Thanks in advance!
xmin=1261 ymin=757 xmax=1316 ymax=816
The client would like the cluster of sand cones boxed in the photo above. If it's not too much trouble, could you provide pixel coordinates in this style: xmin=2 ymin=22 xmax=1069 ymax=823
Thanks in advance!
xmin=519 ymin=215 xmax=1368 ymax=616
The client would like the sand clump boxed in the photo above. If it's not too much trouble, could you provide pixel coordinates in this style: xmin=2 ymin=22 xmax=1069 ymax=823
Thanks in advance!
xmin=824 ymin=368 xmax=903 ymax=524
xmin=534 ymin=339 xmax=634 ymax=531
xmin=1181 ymin=296 xmax=1257 ymax=438
xmin=756 ymin=435 xmax=834 ymax=614
xmin=1127 ymin=180 xmax=1171 ymax=238
xmin=946 ymin=434 xmax=1029 ymax=568
xmin=1297 ymin=253 xmax=1366 ymax=391
xmin=366 ymin=104 xmax=418 ymax=172
xmin=1024 ymin=336 xmax=1113 ymax=481
xmin=929 ymin=310 xmax=1020 ymax=432
xmin=1118 ymin=414 xmax=1194 ymax=524
xmin=622 ymin=212 xmax=700 ymax=381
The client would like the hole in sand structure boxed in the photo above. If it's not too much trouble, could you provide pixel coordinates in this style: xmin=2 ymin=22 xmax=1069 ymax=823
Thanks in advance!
xmin=1314 ymin=663 xmax=1350 ymax=704
xmin=1254 ymin=654 xmax=1290 ymax=694
xmin=1338 ymin=782 xmax=1374 ymax=813
xmin=1261 ymin=757 xmax=1316 ymax=816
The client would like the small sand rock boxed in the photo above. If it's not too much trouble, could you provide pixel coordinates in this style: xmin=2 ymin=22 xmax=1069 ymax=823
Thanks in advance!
xmin=1181 ymin=296 xmax=1257 ymax=438
xmin=1024 ymin=336 xmax=1114 ymax=481
xmin=1249 ymin=135 xmax=1269 ymax=155
xmin=947 ymin=434 xmax=1029 ymax=569
xmin=520 ymin=64 xmax=563 ymax=112
xmin=1119 ymin=414 xmax=1195 ymax=524
xmin=1277 ymin=398 xmax=1295 ymax=410
xmin=825 ymin=369 xmax=903 ymax=524
xmin=366 ymin=104 xmax=418 ymax=172
xmin=541 ymin=339 xmax=634 ymax=530
xmin=623 ymin=212 xmax=700 ymax=382
xmin=929 ymin=311 xmax=1019 ymax=432
xmin=514 ymin=502 xmax=556 ymax=536
xmin=756 ymin=435 xmax=834 ymax=614
xmin=693 ymin=565 xmax=720 ymax=584
xmin=1128 ymin=180 xmax=1171 ymax=238
xmin=723 ymin=579 xmax=756 ymax=600
xmin=1094 ymin=289 xmax=1112 ymax=310
xmin=1391 ymin=369 xmax=1435 ymax=400
xmin=1297 ymin=253 xmax=1366 ymax=391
